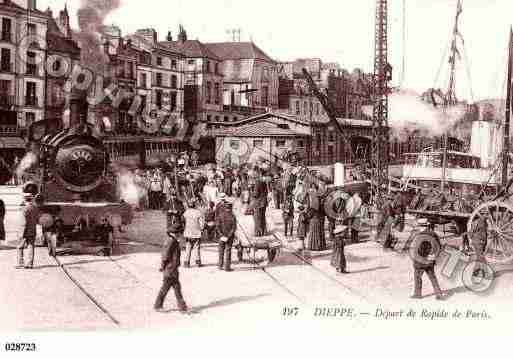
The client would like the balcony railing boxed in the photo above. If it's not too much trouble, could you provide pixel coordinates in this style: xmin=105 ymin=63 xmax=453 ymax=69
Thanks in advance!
xmin=0 ymin=95 xmax=15 ymax=107
xmin=0 ymin=125 xmax=18 ymax=136
xmin=1 ymin=31 xmax=12 ymax=43
xmin=0 ymin=62 xmax=13 ymax=73
xmin=25 ymin=97 xmax=39 ymax=107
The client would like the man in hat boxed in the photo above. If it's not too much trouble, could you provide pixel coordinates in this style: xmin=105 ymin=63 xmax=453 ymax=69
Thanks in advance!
xmin=154 ymin=222 xmax=188 ymax=313
xmin=271 ymin=174 xmax=283 ymax=210
xmin=17 ymin=193 xmax=43 ymax=269
xmin=215 ymin=193 xmax=236 ymax=271
xmin=331 ymin=225 xmax=349 ymax=274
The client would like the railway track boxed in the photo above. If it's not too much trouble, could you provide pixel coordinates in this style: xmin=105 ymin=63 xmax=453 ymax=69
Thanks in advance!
xmin=52 ymin=256 xmax=121 ymax=326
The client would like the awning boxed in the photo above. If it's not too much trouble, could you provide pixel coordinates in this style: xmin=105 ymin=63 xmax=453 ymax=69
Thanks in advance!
xmin=0 ymin=137 xmax=26 ymax=149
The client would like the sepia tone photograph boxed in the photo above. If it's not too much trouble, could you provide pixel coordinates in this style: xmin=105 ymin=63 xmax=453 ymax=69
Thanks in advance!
xmin=0 ymin=0 xmax=512 ymax=356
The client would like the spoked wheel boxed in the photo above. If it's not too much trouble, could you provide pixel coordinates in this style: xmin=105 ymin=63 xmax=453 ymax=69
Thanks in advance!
xmin=468 ymin=201 xmax=513 ymax=263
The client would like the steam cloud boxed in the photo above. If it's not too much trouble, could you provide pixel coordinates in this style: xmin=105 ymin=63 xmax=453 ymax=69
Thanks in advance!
xmin=15 ymin=152 xmax=38 ymax=180
xmin=362 ymin=89 xmax=467 ymax=139
xmin=75 ymin=0 xmax=122 ymax=74
xmin=115 ymin=166 xmax=141 ymax=207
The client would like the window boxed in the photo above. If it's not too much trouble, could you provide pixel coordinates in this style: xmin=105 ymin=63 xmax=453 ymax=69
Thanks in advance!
xmin=26 ymin=112 xmax=35 ymax=126
xmin=26 ymin=51 xmax=37 ymax=75
xmin=170 ymin=92 xmax=177 ymax=111
xmin=316 ymin=103 xmax=320 ymax=116
xmin=328 ymin=131 xmax=335 ymax=142
xmin=126 ymin=62 xmax=134 ymax=79
xmin=233 ymin=117 xmax=237 ymax=122
xmin=171 ymin=59 xmax=177 ymax=69
xmin=230 ymin=140 xmax=240 ymax=150
xmin=214 ymin=83 xmax=220 ymax=104
xmin=215 ymin=116 xmax=220 ymax=121
xmin=261 ymin=86 xmax=269 ymax=107
xmin=1 ymin=48 xmax=11 ymax=72
xmin=52 ymin=59 xmax=61 ymax=72
xmin=253 ymin=140 xmax=264 ymax=147
xmin=205 ymin=60 xmax=210 ymax=73
xmin=215 ymin=63 xmax=219 ymax=74
xmin=1 ymin=18 xmax=12 ymax=41
xmin=140 ymin=52 xmax=151 ymax=65
xmin=207 ymin=115 xmax=211 ymax=122
xmin=155 ymin=89 xmax=163 ymax=109
xmin=171 ymin=75 xmax=177 ymax=89
xmin=188 ymin=59 xmax=195 ymax=65
xmin=156 ymin=73 xmax=163 ymax=86
xmin=295 ymin=100 xmax=300 ymax=115
xmin=297 ymin=140 xmax=304 ymax=148
xmin=328 ymin=145 xmax=334 ymax=156
xmin=27 ymin=23 xmax=36 ymax=36
xmin=139 ymin=95 xmax=147 ymax=112
xmin=156 ymin=56 xmax=163 ymax=66
xmin=140 ymin=73 xmax=147 ymax=88
xmin=26 ymin=82 xmax=37 ymax=106
xmin=206 ymin=81 xmax=212 ymax=104
xmin=303 ymin=101 xmax=308 ymax=115
xmin=0 ymin=79 xmax=11 ymax=105
xmin=276 ymin=140 xmax=286 ymax=147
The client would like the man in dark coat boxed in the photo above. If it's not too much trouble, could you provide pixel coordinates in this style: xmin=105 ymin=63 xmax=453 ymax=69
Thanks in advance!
xmin=154 ymin=222 xmax=188 ymax=312
xmin=410 ymin=229 xmax=444 ymax=300
xmin=163 ymin=190 xmax=186 ymax=235
xmin=271 ymin=174 xmax=283 ymax=210
xmin=250 ymin=170 xmax=268 ymax=237
xmin=331 ymin=225 xmax=348 ymax=274
xmin=215 ymin=194 xmax=237 ymax=271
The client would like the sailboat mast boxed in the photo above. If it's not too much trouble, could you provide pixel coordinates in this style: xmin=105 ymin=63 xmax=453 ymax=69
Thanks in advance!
xmin=502 ymin=28 xmax=513 ymax=187
xmin=441 ymin=0 xmax=462 ymax=192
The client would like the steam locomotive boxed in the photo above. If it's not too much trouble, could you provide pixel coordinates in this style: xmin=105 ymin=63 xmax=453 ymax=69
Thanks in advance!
xmin=33 ymin=98 xmax=133 ymax=256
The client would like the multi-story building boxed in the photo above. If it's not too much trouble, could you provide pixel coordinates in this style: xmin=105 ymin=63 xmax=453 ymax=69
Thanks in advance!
xmin=45 ymin=5 xmax=80 ymax=133
xmin=159 ymin=25 xmax=223 ymax=124
xmin=127 ymin=28 xmax=184 ymax=126
xmin=206 ymin=40 xmax=280 ymax=118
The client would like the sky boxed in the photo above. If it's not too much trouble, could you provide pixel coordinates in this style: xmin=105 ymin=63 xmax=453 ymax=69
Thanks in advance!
xmin=35 ymin=0 xmax=513 ymax=102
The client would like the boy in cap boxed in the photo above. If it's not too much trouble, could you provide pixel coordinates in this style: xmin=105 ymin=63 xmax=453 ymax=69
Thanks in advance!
xmin=17 ymin=193 xmax=43 ymax=269
xmin=154 ymin=222 xmax=188 ymax=313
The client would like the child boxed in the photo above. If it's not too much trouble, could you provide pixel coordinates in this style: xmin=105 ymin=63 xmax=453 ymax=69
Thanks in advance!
xmin=297 ymin=205 xmax=309 ymax=251
xmin=282 ymin=195 xmax=294 ymax=237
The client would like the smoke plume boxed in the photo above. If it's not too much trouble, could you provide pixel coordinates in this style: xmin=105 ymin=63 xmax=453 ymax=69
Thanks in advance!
xmin=115 ymin=166 xmax=141 ymax=207
xmin=15 ymin=152 xmax=38 ymax=180
xmin=74 ymin=0 xmax=122 ymax=74
xmin=362 ymin=89 xmax=468 ymax=139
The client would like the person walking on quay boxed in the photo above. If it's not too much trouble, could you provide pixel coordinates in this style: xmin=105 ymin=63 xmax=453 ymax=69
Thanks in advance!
xmin=250 ymin=168 xmax=268 ymax=237
xmin=215 ymin=194 xmax=236 ymax=271
xmin=282 ymin=194 xmax=294 ymax=237
xmin=0 ymin=199 xmax=5 ymax=242
xmin=183 ymin=200 xmax=205 ymax=268
xmin=331 ymin=225 xmax=348 ymax=274
xmin=271 ymin=174 xmax=283 ymax=210
xmin=149 ymin=172 xmax=163 ymax=210
xmin=202 ymin=201 xmax=216 ymax=243
xmin=164 ymin=190 xmax=186 ymax=236
xmin=410 ymin=228 xmax=445 ymax=300
xmin=154 ymin=222 xmax=188 ymax=313
xmin=306 ymin=185 xmax=326 ymax=251
xmin=297 ymin=205 xmax=309 ymax=252
xmin=16 ymin=193 xmax=43 ymax=269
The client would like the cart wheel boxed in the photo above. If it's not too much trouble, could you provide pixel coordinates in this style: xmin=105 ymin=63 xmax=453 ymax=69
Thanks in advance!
xmin=468 ymin=201 xmax=513 ymax=263
xmin=267 ymin=248 xmax=277 ymax=263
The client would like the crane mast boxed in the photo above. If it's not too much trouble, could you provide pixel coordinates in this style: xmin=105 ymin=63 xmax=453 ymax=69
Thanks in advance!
xmin=372 ymin=0 xmax=391 ymax=203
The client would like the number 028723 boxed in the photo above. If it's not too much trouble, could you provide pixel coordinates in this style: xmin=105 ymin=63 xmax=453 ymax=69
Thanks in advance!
xmin=5 ymin=343 xmax=37 ymax=352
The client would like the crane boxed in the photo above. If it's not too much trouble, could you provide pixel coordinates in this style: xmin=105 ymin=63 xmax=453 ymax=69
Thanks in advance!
xmin=371 ymin=0 xmax=392 ymax=204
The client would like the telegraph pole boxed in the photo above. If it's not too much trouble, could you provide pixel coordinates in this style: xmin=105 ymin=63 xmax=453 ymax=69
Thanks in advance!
xmin=502 ymin=28 xmax=513 ymax=187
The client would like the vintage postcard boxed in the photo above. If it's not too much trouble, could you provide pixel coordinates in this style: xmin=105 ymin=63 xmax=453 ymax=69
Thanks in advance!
xmin=0 ymin=0 xmax=511 ymax=356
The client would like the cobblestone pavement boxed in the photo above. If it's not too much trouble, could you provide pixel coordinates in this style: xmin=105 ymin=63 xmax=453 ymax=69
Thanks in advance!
xmin=1 ymin=202 xmax=513 ymax=330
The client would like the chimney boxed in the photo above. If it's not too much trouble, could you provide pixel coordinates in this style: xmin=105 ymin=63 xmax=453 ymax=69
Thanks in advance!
xmin=166 ymin=31 xmax=173 ymax=41
xmin=27 ymin=0 xmax=36 ymax=10
xmin=135 ymin=28 xmax=158 ymax=45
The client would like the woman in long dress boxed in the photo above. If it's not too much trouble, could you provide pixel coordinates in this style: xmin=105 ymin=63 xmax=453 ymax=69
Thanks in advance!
xmin=306 ymin=186 xmax=326 ymax=251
